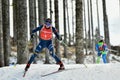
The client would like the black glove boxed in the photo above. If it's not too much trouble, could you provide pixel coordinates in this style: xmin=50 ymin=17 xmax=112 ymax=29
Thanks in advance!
xmin=59 ymin=35 xmax=62 ymax=41
xmin=30 ymin=33 xmax=34 ymax=39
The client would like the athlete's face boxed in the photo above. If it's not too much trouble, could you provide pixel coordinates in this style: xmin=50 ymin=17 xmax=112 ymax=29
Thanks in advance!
xmin=45 ymin=22 xmax=51 ymax=28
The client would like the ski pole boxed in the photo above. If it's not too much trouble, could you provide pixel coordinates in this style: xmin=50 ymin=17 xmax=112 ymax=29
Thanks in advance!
xmin=57 ymin=39 xmax=68 ymax=47
xmin=61 ymin=40 xmax=67 ymax=47
xmin=83 ymin=63 xmax=87 ymax=68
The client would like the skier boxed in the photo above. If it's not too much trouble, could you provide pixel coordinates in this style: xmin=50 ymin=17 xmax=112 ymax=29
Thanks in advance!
xmin=24 ymin=18 xmax=65 ymax=71
xmin=95 ymin=38 xmax=108 ymax=63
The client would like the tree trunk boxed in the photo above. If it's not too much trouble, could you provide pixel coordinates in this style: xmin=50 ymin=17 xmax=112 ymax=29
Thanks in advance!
xmin=13 ymin=0 xmax=17 ymax=46
xmin=87 ymin=0 xmax=91 ymax=49
xmin=29 ymin=0 xmax=37 ymax=64
xmin=75 ymin=0 xmax=84 ymax=64
xmin=44 ymin=0 xmax=47 ymax=19
xmin=54 ymin=0 xmax=61 ymax=59
xmin=102 ymin=0 xmax=110 ymax=63
xmin=96 ymin=0 xmax=100 ymax=37
xmin=66 ymin=0 xmax=71 ymax=46
xmin=29 ymin=0 xmax=37 ymax=51
xmin=49 ymin=0 xmax=53 ymax=20
xmin=38 ymin=0 xmax=44 ymax=24
xmin=90 ymin=0 xmax=95 ymax=63
xmin=2 ymin=0 xmax=11 ymax=66
xmin=0 ymin=0 xmax=4 ymax=67
xmin=71 ymin=0 xmax=75 ymax=45
xmin=83 ymin=0 xmax=88 ymax=55
xmin=63 ymin=0 xmax=67 ymax=58
xmin=16 ymin=0 xmax=28 ymax=64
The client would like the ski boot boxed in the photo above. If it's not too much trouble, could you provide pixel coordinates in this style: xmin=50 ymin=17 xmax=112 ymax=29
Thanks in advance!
xmin=25 ymin=63 xmax=30 ymax=71
xmin=57 ymin=61 xmax=65 ymax=70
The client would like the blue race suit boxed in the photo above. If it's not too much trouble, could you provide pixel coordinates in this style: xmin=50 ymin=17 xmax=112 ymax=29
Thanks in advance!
xmin=28 ymin=25 xmax=61 ymax=64
xmin=95 ymin=42 xmax=108 ymax=63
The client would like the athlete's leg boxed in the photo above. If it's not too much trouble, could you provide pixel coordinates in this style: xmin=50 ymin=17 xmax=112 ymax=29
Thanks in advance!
xmin=25 ymin=41 xmax=44 ymax=71
xmin=48 ymin=44 xmax=61 ymax=63
xmin=96 ymin=53 xmax=101 ymax=64
xmin=102 ymin=54 xmax=107 ymax=63
xmin=47 ymin=43 xmax=65 ymax=70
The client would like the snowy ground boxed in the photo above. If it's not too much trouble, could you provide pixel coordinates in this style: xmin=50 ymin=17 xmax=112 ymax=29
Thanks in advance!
xmin=0 ymin=63 xmax=120 ymax=80
xmin=1 ymin=52 xmax=120 ymax=80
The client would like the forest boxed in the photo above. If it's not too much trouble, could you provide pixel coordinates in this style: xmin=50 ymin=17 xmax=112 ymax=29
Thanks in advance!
xmin=0 ymin=0 xmax=120 ymax=67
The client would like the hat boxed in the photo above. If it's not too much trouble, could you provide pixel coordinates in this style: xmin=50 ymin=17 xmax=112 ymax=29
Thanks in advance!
xmin=98 ymin=36 xmax=104 ymax=42
xmin=45 ymin=18 xmax=52 ymax=23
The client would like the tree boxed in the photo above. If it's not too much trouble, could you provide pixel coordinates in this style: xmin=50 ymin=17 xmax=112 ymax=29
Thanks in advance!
xmin=63 ymin=0 xmax=67 ymax=58
xmin=29 ymin=0 xmax=37 ymax=51
xmin=13 ymin=0 xmax=17 ymax=46
xmin=87 ymin=0 xmax=92 ymax=49
xmin=96 ymin=0 xmax=100 ymax=37
xmin=83 ymin=0 xmax=88 ymax=55
xmin=66 ymin=0 xmax=71 ymax=46
xmin=0 ymin=0 xmax=4 ymax=67
xmin=90 ymin=0 xmax=95 ymax=63
xmin=75 ymin=0 xmax=84 ymax=63
xmin=43 ymin=0 xmax=47 ymax=19
xmin=54 ymin=0 xmax=61 ymax=59
xmin=49 ymin=0 xmax=53 ymax=20
xmin=12 ymin=0 xmax=17 ymax=46
xmin=71 ymin=0 xmax=75 ymax=45
xmin=38 ymin=0 xmax=44 ymax=24
xmin=29 ymin=0 xmax=37 ymax=64
xmin=102 ymin=0 xmax=110 ymax=63
xmin=2 ymin=0 xmax=11 ymax=66
xmin=16 ymin=0 xmax=28 ymax=64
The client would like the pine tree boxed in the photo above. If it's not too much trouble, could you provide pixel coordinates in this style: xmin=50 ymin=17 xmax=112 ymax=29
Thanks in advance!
xmin=63 ymin=0 xmax=67 ymax=58
xmin=49 ymin=0 xmax=53 ymax=20
xmin=90 ymin=0 xmax=95 ymax=63
xmin=2 ymin=0 xmax=11 ymax=66
xmin=16 ymin=0 xmax=28 ymax=64
xmin=96 ymin=0 xmax=100 ymax=37
xmin=75 ymin=0 xmax=84 ymax=63
xmin=38 ymin=0 xmax=44 ymax=24
xmin=71 ymin=0 xmax=75 ymax=45
xmin=13 ymin=0 xmax=17 ymax=46
xmin=66 ymin=0 xmax=71 ymax=46
xmin=83 ymin=0 xmax=88 ymax=55
xmin=87 ymin=0 xmax=92 ymax=49
xmin=29 ymin=0 xmax=37 ymax=51
xmin=54 ymin=0 xmax=61 ymax=59
xmin=0 ymin=0 xmax=4 ymax=67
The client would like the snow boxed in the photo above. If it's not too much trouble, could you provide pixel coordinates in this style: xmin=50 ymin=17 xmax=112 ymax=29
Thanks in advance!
xmin=0 ymin=63 xmax=120 ymax=80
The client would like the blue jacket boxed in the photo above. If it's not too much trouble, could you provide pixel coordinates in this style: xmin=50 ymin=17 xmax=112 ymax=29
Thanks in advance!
xmin=95 ymin=42 xmax=108 ymax=54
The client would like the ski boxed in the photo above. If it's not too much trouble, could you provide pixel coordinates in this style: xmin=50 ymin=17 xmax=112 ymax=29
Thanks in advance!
xmin=23 ymin=71 xmax=27 ymax=77
xmin=41 ymin=68 xmax=79 ymax=77
xmin=41 ymin=69 xmax=65 ymax=77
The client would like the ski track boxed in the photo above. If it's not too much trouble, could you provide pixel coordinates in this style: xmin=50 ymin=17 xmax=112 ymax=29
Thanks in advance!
xmin=0 ymin=63 xmax=120 ymax=80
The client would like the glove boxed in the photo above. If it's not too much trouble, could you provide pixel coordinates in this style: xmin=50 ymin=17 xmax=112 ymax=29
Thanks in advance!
xmin=30 ymin=33 xmax=34 ymax=39
xmin=58 ymin=35 xmax=62 ymax=41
